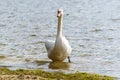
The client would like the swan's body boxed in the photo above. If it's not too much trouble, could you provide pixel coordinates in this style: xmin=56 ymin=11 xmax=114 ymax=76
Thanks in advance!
xmin=45 ymin=9 xmax=72 ymax=62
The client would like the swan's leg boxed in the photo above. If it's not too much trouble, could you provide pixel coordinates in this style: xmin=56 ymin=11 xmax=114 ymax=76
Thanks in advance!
xmin=68 ymin=56 xmax=71 ymax=63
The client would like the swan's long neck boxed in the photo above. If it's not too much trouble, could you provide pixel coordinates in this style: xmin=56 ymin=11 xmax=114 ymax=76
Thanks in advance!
xmin=57 ymin=15 xmax=63 ymax=36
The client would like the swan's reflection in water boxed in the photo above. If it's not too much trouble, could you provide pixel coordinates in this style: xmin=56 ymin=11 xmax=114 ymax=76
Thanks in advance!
xmin=49 ymin=61 xmax=70 ymax=70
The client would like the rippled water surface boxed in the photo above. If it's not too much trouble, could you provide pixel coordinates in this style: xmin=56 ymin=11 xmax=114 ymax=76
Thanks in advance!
xmin=0 ymin=0 xmax=120 ymax=78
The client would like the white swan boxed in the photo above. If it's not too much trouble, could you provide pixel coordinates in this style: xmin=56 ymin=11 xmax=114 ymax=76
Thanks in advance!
xmin=45 ymin=9 xmax=72 ymax=62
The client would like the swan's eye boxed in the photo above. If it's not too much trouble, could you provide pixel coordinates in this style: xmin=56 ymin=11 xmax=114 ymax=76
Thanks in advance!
xmin=58 ymin=11 xmax=61 ymax=13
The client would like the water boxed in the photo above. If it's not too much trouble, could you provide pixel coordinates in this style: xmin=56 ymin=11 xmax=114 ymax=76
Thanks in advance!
xmin=0 ymin=0 xmax=120 ymax=79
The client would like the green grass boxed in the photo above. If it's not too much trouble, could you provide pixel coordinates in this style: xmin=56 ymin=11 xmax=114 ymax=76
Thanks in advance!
xmin=0 ymin=68 xmax=115 ymax=80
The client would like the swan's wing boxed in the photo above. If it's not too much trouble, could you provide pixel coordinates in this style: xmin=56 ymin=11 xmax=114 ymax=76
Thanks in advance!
xmin=62 ymin=36 xmax=72 ymax=54
xmin=45 ymin=40 xmax=55 ymax=54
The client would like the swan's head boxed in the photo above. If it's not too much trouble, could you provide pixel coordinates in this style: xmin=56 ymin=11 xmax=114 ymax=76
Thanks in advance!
xmin=57 ymin=9 xmax=63 ymax=18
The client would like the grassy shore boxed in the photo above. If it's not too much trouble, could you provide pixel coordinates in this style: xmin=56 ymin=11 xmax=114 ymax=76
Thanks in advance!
xmin=0 ymin=68 xmax=114 ymax=80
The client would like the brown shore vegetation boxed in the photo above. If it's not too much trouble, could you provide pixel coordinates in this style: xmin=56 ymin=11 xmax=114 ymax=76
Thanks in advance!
xmin=0 ymin=68 xmax=114 ymax=80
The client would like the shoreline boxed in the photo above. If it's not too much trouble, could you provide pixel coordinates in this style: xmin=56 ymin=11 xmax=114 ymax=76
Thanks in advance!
xmin=0 ymin=68 xmax=115 ymax=80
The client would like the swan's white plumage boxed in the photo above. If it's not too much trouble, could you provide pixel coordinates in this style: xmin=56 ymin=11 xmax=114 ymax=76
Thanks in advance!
xmin=45 ymin=40 xmax=55 ymax=54
xmin=45 ymin=9 xmax=72 ymax=62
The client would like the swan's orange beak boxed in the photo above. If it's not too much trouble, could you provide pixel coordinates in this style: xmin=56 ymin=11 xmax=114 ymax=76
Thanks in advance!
xmin=57 ymin=12 xmax=61 ymax=17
